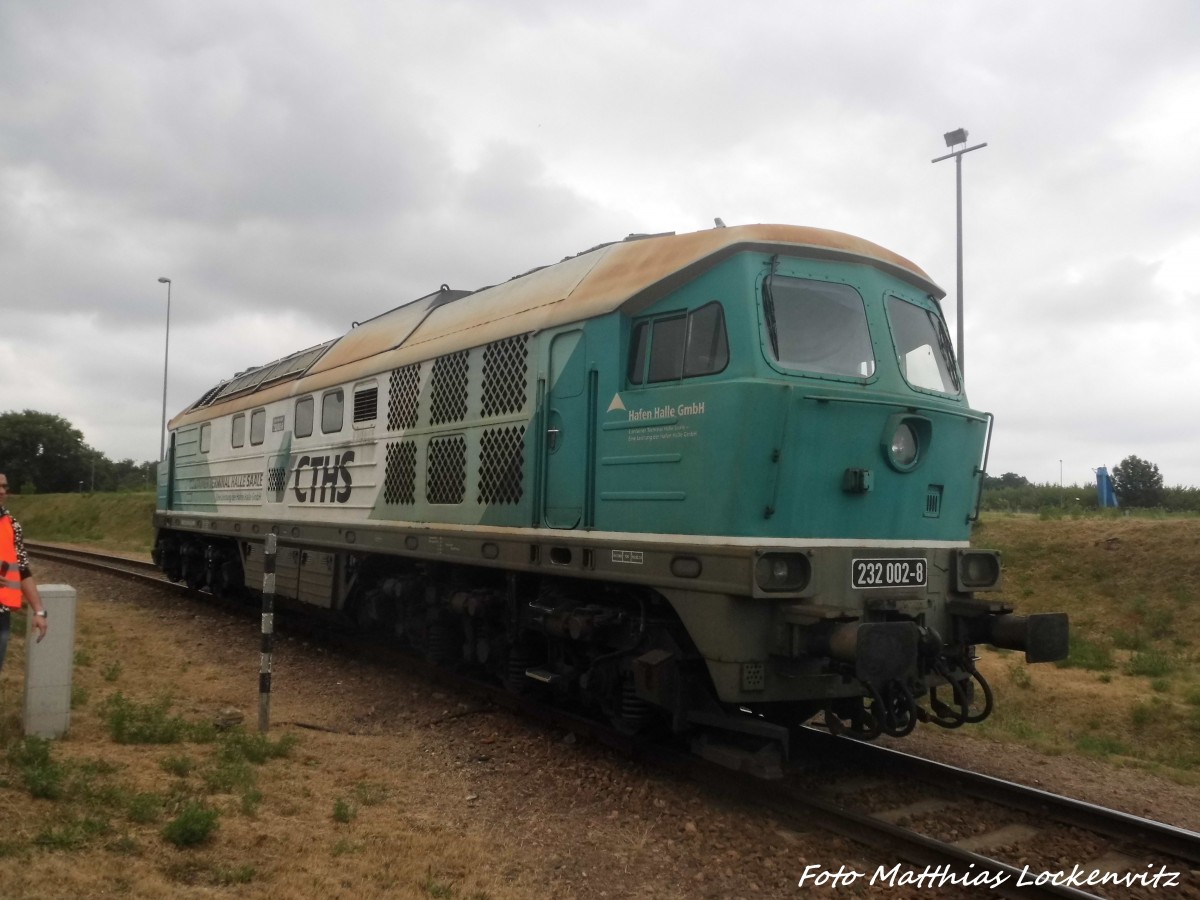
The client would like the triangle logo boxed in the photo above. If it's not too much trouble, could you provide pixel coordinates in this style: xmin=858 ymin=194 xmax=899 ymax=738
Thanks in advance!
xmin=607 ymin=393 xmax=626 ymax=413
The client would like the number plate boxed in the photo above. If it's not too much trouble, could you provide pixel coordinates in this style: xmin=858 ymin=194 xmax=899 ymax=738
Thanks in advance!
xmin=851 ymin=558 xmax=927 ymax=589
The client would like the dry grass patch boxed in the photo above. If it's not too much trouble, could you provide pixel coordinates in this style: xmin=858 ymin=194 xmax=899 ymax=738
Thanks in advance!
xmin=0 ymin=579 xmax=545 ymax=900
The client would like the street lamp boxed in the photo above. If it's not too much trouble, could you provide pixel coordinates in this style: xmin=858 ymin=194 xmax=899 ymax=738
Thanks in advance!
xmin=932 ymin=128 xmax=987 ymax=383
xmin=157 ymin=276 xmax=172 ymax=461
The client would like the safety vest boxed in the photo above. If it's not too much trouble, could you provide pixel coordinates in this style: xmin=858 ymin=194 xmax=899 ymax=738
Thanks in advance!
xmin=0 ymin=515 xmax=23 ymax=609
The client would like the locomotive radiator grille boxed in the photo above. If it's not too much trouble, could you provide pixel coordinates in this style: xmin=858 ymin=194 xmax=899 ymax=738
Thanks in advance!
xmin=427 ymin=435 xmax=467 ymax=504
xmin=266 ymin=466 xmax=288 ymax=502
xmin=429 ymin=352 xmax=469 ymax=426
xmin=478 ymin=426 xmax=526 ymax=505
xmin=384 ymin=440 xmax=417 ymax=505
xmin=481 ymin=334 xmax=529 ymax=418
xmin=388 ymin=364 xmax=421 ymax=431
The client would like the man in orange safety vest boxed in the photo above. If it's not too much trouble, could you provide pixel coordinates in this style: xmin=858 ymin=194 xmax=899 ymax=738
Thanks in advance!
xmin=0 ymin=473 xmax=49 ymax=672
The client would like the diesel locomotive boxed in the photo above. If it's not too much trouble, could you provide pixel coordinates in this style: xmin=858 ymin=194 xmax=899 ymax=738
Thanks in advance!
xmin=153 ymin=224 xmax=1068 ymax=773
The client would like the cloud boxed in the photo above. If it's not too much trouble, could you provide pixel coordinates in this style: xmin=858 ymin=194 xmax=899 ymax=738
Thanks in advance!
xmin=1 ymin=0 xmax=1199 ymax=482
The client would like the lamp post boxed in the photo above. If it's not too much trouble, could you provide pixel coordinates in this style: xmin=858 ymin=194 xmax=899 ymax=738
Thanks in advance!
xmin=932 ymin=128 xmax=987 ymax=383
xmin=157 ymin=276 xmax=172 ymax=461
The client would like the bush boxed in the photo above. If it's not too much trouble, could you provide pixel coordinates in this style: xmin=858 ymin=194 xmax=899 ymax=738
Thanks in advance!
xmin=217 ymin=730 xmax=297 ymax=765
xmin=126 ymin=792 xmax=165 ymax=824
xmin=1055 ymin=635 xmax=1115 ymax=671
xmin=162 ymin=802 xmax=219 ymax=847
xmin=102 ymin=694 xmax=189 ymax=744
xmin=160 ymin=754 xmax=196 ymax=777
xmin=1125 ymin=649 xmax=1174 ymax=678
xmin=8 ymin=736 xmax=66 ymax=800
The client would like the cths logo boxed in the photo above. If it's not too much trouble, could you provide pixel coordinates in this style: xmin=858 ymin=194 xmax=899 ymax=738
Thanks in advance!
xmin=292 ymin=452 xmax=354 ymax=503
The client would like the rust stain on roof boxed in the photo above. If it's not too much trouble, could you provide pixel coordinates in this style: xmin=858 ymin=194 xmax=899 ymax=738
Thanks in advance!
xmin=171 ymin=224 xmax=940 ymax=427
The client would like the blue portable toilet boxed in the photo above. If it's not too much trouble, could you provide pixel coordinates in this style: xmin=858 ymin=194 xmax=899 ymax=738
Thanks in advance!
xmin=1096 ymin=466 xmax=1119 ymax=508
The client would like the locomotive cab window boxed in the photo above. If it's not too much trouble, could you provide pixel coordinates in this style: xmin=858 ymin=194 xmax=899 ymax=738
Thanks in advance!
xmin=250 ymin=408 xmax=267 ymax=445
xmin=295 ymin=396 xmax=314 ymax=438
xmin=199 ymin=423 xmax=211 ymax=454
xmin=886 ymin=296 xmax=961 ymax=395
xmin=322 ymin=389 xmax=344 ymax=434
xmin=231 ymin=414 xmax=245 ymax=448
xmin=762 ymin=275 xmax=875 ymax=378
xmin=628 ymin=301 xmax=729 ymax=385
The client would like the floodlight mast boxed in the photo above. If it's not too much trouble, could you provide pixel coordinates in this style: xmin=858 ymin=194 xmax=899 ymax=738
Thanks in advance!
xmin=157 ymin=276 xmax=172 ymax=461
xmin=932 ymin=129 xmax=987 ymax=384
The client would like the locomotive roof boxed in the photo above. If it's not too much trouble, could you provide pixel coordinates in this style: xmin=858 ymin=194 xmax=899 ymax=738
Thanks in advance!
xmin=171 ymin=224 xmax=941 ymax=427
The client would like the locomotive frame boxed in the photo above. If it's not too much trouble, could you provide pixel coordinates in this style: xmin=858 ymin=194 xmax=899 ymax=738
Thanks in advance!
xmin=154 ymin=224 xmax=1068 ymax=773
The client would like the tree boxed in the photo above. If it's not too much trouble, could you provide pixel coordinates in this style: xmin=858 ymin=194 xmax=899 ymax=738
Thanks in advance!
xmin=984 ymin=472 xmax=1030 ymax=490
xmin=0 ymin=410 xmax=94 ymax=493
xmin=107 ymin=458 xmax=158 ymax=492
xmin=0 ymin=410 xmax=155 ymax=494
xmin=1112 ymin=454 xmax=1164 ymax=508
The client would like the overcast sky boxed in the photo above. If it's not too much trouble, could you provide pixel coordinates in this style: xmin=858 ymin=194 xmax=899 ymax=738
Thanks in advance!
xmin=2 ymin=1 xmax=1198 ymax=488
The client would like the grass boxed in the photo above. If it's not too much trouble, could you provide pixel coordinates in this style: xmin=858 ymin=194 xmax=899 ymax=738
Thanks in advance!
xmin=101 ymin=693 xmax=199 ymax=744
xmin=970 ymin=514 xmax=1200 ymax=775
xmin=160 ymin=753 xmax=195 ymax=777
xmin=2 ymin=713 xmax=290 ymax=857
xmin=1 ymin=676 xmax=303 ymax=880
xmin=5 ymin=491 xmax=157 ymax=554
xmin=1055 ymin=635 xmax=1115 ymax=671
xmin=1125 ymin=649 xmax=1175 ymax=677
xmin=1076 ymin=734 xmax=1130 ymax=758
xmin=7 ymin=492 xmax=1200 ymax=895
xmin=161 ymin=801 xmax=220 ymax=847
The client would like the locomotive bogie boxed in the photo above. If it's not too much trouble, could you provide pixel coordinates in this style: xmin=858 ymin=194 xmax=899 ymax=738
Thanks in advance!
xmin=154 ymin=224 xmax=1068 ymax=761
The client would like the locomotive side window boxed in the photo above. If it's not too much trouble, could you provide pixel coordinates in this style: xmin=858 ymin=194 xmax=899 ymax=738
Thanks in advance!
xmin=762 ymin=276 xmax=875 ymax=378
xmin=886 ymin=296 xmax=961 ymax=394
xmin=648 ymin=315 xmax=687 ymax=382
xmin=250 ymin=408 xmax=267 ymax=445
xmin=295 ymin=396 xmax=314 ymax=438
xmin=629 ymin=302 xmax=729 ymax=385
xmin=231 ymin=414 xmax=246 ymax=448
xmin=322 ymin=389 xmax=344 ymax=434
xmin=628 ymin=324 xmax=648 ymax=383
xmin=199 ymin=423 xmax=211 ymax=454
xmin=683 ymin=302 xmax=729 ymax=377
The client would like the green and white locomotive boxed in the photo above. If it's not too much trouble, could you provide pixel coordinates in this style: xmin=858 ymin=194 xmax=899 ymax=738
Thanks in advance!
xmin=154 ymin=224 xmax=1067 ymax=769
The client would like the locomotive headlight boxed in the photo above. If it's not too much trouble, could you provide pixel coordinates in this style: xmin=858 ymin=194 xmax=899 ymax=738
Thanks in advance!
xmin=881 ymin=414 xmax=931 ymax=472
xmin=954 ymin=550 xmax=1002 ymax=591
xmin=755 ymin=553 xmax=811 ymax=592
xmin=891 ymin=424 xmax=918 ymax=466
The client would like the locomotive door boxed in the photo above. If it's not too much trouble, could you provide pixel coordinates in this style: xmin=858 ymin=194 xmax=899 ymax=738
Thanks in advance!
xmin=543 ymin=330 xmax=588 ymax=529
xmin=159 ymin=433 xmax=176 ymax=511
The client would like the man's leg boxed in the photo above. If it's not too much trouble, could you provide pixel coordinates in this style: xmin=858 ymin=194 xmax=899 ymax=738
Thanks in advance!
xmin=0 ymin=611 xmax=11 ymax=672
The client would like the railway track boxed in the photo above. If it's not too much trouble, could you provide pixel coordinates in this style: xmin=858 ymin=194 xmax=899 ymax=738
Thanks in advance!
xmin=27 ymin=542 xmax=167 ymax=581
xmin=32 ymin=542 xmax=1200 ymax=898
xmin=760 ymin=732 xmax=1200 ymax=899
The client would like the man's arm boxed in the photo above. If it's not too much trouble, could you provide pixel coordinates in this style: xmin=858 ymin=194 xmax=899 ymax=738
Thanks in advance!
xmin=21 ymin=577 xmax=48 ymax=642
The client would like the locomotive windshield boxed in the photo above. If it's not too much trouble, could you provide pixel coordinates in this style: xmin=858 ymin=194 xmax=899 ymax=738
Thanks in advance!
xmin=885 ymin=296 xmax=961 ymax=394
xmin=762 ymin=275 xmax=875 ymax=377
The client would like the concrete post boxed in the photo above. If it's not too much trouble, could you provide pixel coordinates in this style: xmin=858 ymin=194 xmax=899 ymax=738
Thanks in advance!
xmin=24 ymin=583 xmax=77 ymax=739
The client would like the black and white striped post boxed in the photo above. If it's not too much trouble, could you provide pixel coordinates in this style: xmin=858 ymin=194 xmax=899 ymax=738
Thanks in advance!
xmin=259 ymin=533 xmax=277 ymax=732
